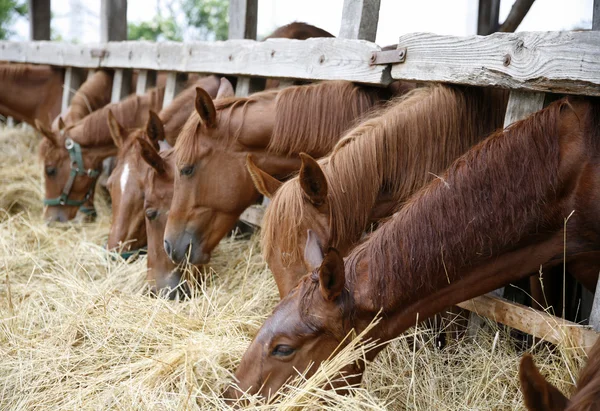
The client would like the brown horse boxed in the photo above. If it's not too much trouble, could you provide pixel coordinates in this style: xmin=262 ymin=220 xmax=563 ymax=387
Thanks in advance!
xmin=225 ymin=96 xmax=600 ymax=400
xmin=520 ymin=339 xmax=600 ymax=410
xmin=249 ymin=84 xmax=508 ymax=297
xmin=164 ymin=81 xmax=390 ymax=266
xmin=0 ymin=63 xmax=63 ymax=127
xmin=37 ymin=86 xmax=165 ymax=222
xmin=106 ymin=76 xmax=224 ymax=252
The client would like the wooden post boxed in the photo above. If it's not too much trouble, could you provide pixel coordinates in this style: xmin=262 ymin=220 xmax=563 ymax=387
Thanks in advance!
xmin=61 ymin=67 xmax=86 ymax=113
xmin=101 ymin=0 xmax=128 ymax=42
xmin=339 ymin=0 xmax=381 ymax=41
xmin=136 ymin=70 xmax=157 ymax=95
xmin=477 ymin=0 xmax=501 ymax=35
xmin=110 ymin=68 xmax=132 ymax=103
xmin=228 ymin=0 xmax=263 ymax=97
xmin=162 ymin=72 xmax=188 ymax=107
xmin=86 ymin=69 xmax=97 ymax=80
xmin=29 ymin=0 xmax=51 ymax=40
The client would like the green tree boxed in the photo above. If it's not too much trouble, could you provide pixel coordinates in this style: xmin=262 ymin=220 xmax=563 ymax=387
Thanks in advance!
xmin=0 ymin=0 xmax=27 ymax=40
xmin=128 ymin=15 xmax=182 ymax=41
xmin=181 ymin=0 xmax=228 ymax=41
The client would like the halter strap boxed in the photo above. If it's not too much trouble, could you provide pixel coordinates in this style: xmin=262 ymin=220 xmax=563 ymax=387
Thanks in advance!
xmin=43 ymin=138 xmax=101 ymax=213
xmin=119 ymin=247 xmax=148 ymax=260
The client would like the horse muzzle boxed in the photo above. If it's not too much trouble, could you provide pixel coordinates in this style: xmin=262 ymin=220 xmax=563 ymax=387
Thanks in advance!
xmin=163 ymin=231 xmax=210 ymax=265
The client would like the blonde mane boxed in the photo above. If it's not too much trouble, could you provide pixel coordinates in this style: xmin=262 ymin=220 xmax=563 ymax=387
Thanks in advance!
xmin=263 ymin=84 xmax=508 ymax=266
xmin=175 ymin=81 xmax=386 ymax=166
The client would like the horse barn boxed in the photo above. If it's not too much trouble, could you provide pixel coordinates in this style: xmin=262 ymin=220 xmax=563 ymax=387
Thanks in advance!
xmin=1 ymin=0 xmax=600 ymax=408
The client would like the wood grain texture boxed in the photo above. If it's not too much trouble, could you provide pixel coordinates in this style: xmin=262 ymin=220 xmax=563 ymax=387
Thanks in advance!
xmin=0 ymin=38 xmax=391 ymax=85
xmin=391 ymin=31 xmax=600 ymax=96
xmin=457 ymin=294 xmax=599 ymax=352
xmin=503 ymin=90 xmax=546 ymax=126
xmin=339 ymin=0 xmax=381 ymax=41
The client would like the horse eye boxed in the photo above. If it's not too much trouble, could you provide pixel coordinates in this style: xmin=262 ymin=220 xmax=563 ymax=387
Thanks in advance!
xmin=271 ymin=344 xmax=296 ymax=357
xmin=180 ymin=165 xmax=195 ymax=177
xmin=145 ymin=209 xmax=158 ymax=221
xmin=45 ymin=166 xmax=57 ymax=177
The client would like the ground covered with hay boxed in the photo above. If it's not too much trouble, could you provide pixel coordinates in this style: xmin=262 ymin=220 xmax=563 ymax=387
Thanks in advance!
xmin=0 ymin=125 xmax=590 ymax=410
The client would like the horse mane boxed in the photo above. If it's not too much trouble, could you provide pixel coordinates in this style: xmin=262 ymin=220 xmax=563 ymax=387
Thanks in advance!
xmin=568 ymin=340 xmax=600 ymax=410
xmin=344 ymin=97 xmax=597 ymax=311
xmin=0 ymin=63 xmax=59 ymax=83
xmin=262 ymin=84 xmax=508 ymax=266
xmin=65 ymin=70 xmax=113 ymax=124
xmin=72 ymin=86 xmax=165 ymax=147
xmin=264 ymin=21 xmax=334 ymax=40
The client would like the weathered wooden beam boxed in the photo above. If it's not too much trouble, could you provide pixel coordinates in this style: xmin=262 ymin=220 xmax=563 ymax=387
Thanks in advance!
xmin=503 ymin=90 xmax=546 ymax=126
xmin=162 ymin=72 xmax=187 ymax=107
xmin=61 ymin=67 xmax=86 ymax=113
xmin=135 ymin=69 xmax=157 ymax=95
xmin=239 ymin=205 xmax=264 ymax=227
xmin=101 ymin=0 xmax=128 ymax=42
xmin=228 ymin=0 xmax=258 ymax=40
xmin=110 ymin=68 xmax=132 ymax=103
xmin=339 ymin=0 xmax=381 ymax=42
xmin=594 ymin=0 xmax=600 ymax=31
xmin=390 ymin=31 xmax=600 ymax=96
xmin=28 ymin=0 xmax=51 ymax=41
xmin=458 ymin=294 xmax=599 ymax=352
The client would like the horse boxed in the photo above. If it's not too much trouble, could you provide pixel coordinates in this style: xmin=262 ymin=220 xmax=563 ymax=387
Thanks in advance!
xmin=37 ymin=86 xmax=165 ymax=222
xmin=248 ymin=84 xmax=509 ymax=297
xmin=519 ymin=339 xmax=600 ymax=410
xmin=164 ymin=80 xmax=392 ymax=267
xmin=224 ymin=96 xmax=600 ymax=400
xmin=0 ymin=63 xmax=64 ymax=127
xmin=106 ymin=76 xmax=224 ymax=253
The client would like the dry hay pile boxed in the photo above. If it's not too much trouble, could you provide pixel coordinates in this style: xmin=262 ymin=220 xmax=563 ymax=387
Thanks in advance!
xmin=0 ymin=125 xmax=590 ymax=410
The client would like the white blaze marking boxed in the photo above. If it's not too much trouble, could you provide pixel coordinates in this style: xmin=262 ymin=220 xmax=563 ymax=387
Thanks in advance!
xmin=120 ymin=163 xmax=130 ymax=194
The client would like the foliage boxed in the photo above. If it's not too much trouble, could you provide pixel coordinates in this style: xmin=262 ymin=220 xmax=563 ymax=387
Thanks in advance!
xmin=0 ymin=0 xmax=27 ymax=40
xmin=128 ymin=15 xmax=182 ymax=41
xmin=181 ymin=0 xmax=228 ymax=41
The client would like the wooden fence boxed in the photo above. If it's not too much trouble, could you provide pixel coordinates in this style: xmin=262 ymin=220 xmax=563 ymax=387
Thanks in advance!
xmin=5 ymin=0 xmax=600 ymax=352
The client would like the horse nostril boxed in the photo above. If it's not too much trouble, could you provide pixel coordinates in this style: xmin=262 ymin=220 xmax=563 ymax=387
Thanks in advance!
xmin=164 ymin=239 xmax=172 ymax=257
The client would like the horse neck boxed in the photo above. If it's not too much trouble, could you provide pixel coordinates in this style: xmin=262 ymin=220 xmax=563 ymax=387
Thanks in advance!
xmin=327 ymin=85 xmax=508 ymax=254
xmin=0 ymin=65 xmax=63 ymax=127
xmin=216 ymin=95 xmax=277 ymax=149
xmin=63 ymin=70 xmax=113 ymax=125
xmin=345 ymin=98 xmax=591 ymax=347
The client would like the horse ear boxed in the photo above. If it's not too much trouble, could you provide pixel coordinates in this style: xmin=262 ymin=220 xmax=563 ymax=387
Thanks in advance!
xmin=136 ymin=137 xmax=166 ymax=175
xmin=246 ymin=154 xmax=283 ymax=198
xmin=318 ymin=247 xmax=345 ymax=302
xmin=299 ymin=153 xmax=328 ymax=207
xmin=58 ymin=117 xmax=66 ymax=132
xmin=216 ymin=77 xmax=235 ymax=99
xmin=304 ymin=229 xmax=324 ymax=271
xmin=35 ymin=119 xmax=59 ymax=146
xmin=107 ymin=110 xmax=126 ymax=148
xmin=145 ymin=110 xmax=165 ymax=149
xmin=519 ymin=354 xmax=569 ymax=411
xmin=195 ymin=87 xmax=217 ymax=128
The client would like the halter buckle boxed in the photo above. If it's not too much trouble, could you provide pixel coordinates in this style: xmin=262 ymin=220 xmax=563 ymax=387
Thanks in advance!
xmin=65 ymin=138 xmax=75 ymax=150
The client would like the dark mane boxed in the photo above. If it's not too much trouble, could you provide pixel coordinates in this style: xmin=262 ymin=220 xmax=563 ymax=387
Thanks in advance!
xmin=346 ymin=98 xmax=594 ymax=311
xmin=264 ymin=21 xmax=334 ymax=40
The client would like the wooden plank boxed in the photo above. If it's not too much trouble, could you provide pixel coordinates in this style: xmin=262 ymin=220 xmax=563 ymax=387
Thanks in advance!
xmin=390 ymin=31 xmax=600 ymax=96
xmin=135 ymin=69 xmax=157 ymax=95
xmin=86 ymin=69 xmax=97 ymax=80
xmin=61 ymin=67 xmax=86 ymax=113
xmin=110 ymin=68 xmax=132 ymax=103
xmin=590 ymin=278 xmax=600 ymax=332
xmin=28 ymin=0 xmax=51 ymax=40
xmin=503 ymin=90 xmax=546 ymax=126
xmin=339 ymin=0 xmax=381 ymax=42
xmin=162 ymin=72 xmax=188 ymax=107
xmin=228 ymin=0 xmax=258 ymax=40
xmin=593 ymin=0 xmax=600 ymax=31
xmin=277 ymin=79 xmax=295 ymax=89
xmin=101 ymin=0 xmax=128 ymax=42
xmin=239 ymin=205 xmax=265 ymax=227
xmin=457 ymin=294 xmax=599 ymax=352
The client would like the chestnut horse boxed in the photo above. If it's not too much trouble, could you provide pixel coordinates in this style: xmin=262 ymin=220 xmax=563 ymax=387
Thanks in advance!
xmin=226 ymin=96 xmax=600 ymax=399
xmin=249 ymin=84 xmax=509 ymax=297
xmin=0 ymin=63 xmax=63 ymax=127
xmin=106 ymin=76 xmax=224 ymax=253
xmin=37 ymin=86 xmax=165 ymax=222
xmin=520 ymin=339 xmax=600 ymax=410
xmin=165 ymin=81 xmax=391 ymax=266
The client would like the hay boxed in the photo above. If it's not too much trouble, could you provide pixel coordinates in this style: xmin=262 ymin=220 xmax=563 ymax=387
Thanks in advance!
xmin=0 ymin=125 xmax=589 ymax=410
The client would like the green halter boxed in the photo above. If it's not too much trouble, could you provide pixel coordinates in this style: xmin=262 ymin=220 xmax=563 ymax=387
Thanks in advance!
xmin=43 ymin=137 xmax=100 ymax=217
